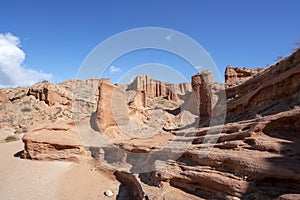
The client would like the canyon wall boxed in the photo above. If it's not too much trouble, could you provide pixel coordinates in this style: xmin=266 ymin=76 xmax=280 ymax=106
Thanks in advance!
xmin=225 ymin=66 xmax=264 ymax=85
xmin=126 ymin=75 xmax=191 ymax=102
xmin=225 ymin=49 xmax=300 ymax=121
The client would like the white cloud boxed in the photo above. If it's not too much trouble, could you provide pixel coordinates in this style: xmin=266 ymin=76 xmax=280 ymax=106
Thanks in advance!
xmin=166 ymin=33 xmax=174 ymax=41
xmin=195 ymin=65 xmax=202 ymax=70
xmin=0 ymin=32 xmax=52 ymax=88
xmin=109 ymin=65 xmax=121 ymax=74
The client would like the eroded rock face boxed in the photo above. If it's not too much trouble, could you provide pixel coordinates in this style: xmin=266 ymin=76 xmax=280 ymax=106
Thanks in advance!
xmin=0 ymin=79 xmax=99 ymax=137
xmin=225 ymin=66 xmax=264 ymax=85
xmin=226 ymin=49 xmax=300 ymax=121
xmin=107 ymin=50 xmax=300 ymax=199
xmin=0 ymin=87 xmax=28 ymax=104
xmin=191 ymin=70 xmax=213 ymax=118
xmin=96 ymin=78 xmax=128 ymax=132
xmin=22 ymin=122 xmax=89 ymax=161
xmin=28 ymin=81 xmax=72 ymax=106
xmin=127 ymin=75 xmax=179 ymax=101
xmin=129 ymin=109 xmax=300 ymax=199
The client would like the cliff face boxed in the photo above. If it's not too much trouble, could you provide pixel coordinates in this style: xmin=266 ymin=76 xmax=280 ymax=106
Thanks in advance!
xmin=225 ymin=66 xmax=264 ymax=85
xmin=126 ymin=75 xmax=191 ymax=102
xmin=225 ymin=49 xmax=300 ymax=121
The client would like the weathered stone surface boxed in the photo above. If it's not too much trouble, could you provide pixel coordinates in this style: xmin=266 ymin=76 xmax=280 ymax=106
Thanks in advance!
xmin=177 ymin=82 xmax=192 ymax=95
xmin=106 ymin=51 xmax=300 ymax=199
xmin=0 ymin=87 xmax=28 ymax=104
xmin=276 ymin=194 xmax=300 ymax=200
xmin=96 ymin=78 xmax=128 ymax=132
xmin=191 ymin=70 xmax=213 ymax=118
xmin=225 ymin=66 xmax=264 ymax=84
xmin=226 ymin=49 xmax=300 ymax=121
xmin=22 ymin=122 xmax=89 ymax=161
xmin=114 ymin=171 xmax=145 ymax=199
xmin=137 ymin=109 xmax=300 ymax=199
xmin=127 ymin=90 xmax=147 ymax=108
xmin=127 ymin=75 xmax=179 ymax=101
xmin=28 ymin=81 xmax=71 ymax=106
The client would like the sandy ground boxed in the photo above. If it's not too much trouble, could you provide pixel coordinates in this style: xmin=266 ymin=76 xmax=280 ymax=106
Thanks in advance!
xmin=0 ymin=140 xmax=120 ymax=200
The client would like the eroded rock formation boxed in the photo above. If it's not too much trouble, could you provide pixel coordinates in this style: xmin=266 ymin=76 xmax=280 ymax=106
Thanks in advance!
xmin=28 ymin=81 xmax=72 ymax=106
xmin=22 ymin=122 xmax=89 ymax=161
xmin=96 ymin=78 xmax=128 ymax=132
xmin=191 ymin=70 xmax=213 ymax=118
xmin=4 ymin=49 xmax=299 ymax=199
xmin=0 ymin=79 xmax=99 ymax=138
xmin=0 ymin=87 xmax=28 ymax=104
xmin=127 ymin=75 xmax=180 ymax=101
xmin=225 ymin=66 xmax=264 ymax=85
xmin=225 ymin=49 xmax=300 ymax=121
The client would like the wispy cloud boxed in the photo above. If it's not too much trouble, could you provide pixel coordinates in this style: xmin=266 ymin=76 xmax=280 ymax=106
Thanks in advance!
xmin=166 ymin=33 xmax=174 ymax=41
xmin=109 ymin=65 xmax=121 ymax=74
xmin=195 ymin=65 xmax=202 ymax=70
xmin=0 ymin=32 xmax=52 ymax=88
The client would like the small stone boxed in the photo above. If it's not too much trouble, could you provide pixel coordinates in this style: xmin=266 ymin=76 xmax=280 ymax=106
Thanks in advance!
xmin=104 ymin=190 xmax=113 ymax=197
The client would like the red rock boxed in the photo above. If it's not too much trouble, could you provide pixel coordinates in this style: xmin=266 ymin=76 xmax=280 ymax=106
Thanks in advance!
xmin=22 ymin=122 xmax=89 ymax=162
xmin=226 ymin=49 xmax=300 ymax=121
xmin=276 ymin=194 xmax=300 ymax=200
xmin=96 ymin=78 xmax=128 ymax=132
xmin=127 ymin=75 xmax=179 ymax=101
xmin=191 ymin=70 xmax=213 ymax=118
xmin=225 ymin=66 xmax=263 ymax=84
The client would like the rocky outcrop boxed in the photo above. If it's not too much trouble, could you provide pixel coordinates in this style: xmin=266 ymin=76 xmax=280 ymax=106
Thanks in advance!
xmin=191 ymin=70 xmax=213 ymax=118
xmin=114 ymin=171 xmax=146 ymax=199
xmin=96 ymin=78 xmax=128 ymax=132
xmin=103 ymin=50 xmax=300 ymax=199
xmin=127 ymin=90 xmax=147 ymax=108
xmin=225 ymin=66 xmax=264 ymax=85
xmin=276 ymin=194 xmax=300 ymax=200
xmin=0 ymin=87 xmax=28 ymax=104
xmin=177 ymin=82 xmax=192 ymax=95
xmin=22 ymin=122 xmax=89 ymax=162
xmin=127 ymin=75 xmax=179 ymax=101
xmin=226 ymin=49 xmax=300 ymax=121
xmin=124 ymin=108 xmax=300 ymax=199
xmin=28 ymin=81 xmax=72 ymax=107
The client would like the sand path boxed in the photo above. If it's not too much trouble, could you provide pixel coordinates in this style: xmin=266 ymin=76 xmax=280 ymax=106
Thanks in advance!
xmin=0 ymin=140 xmax=119 ymax=200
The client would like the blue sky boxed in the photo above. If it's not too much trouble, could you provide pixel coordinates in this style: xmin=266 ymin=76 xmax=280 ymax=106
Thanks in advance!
xmin=0 ymin=0 xmax=299 ymax=86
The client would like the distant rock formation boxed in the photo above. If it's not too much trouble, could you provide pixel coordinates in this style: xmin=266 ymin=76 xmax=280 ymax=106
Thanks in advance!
xmin=28 ymin=81 xmax=71 ymax=106
xmin=0 ymin=87 xmax=28 ymax=104
xmin=126 ymin=75 xmax=186 ymax=101
xmin=177 ymin=82 xmax=192 ymax=95
xmin=225 ymin=66 xmax=264 ymax=85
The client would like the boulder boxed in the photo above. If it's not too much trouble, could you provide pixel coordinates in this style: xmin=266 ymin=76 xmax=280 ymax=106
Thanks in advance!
xmin=22 ymin=122 xmax=89 ymax=161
